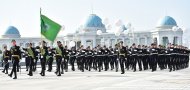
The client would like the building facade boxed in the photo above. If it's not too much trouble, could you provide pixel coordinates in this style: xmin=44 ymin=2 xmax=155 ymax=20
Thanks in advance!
xmin=0 ymin=14 xmax=183 ymax=50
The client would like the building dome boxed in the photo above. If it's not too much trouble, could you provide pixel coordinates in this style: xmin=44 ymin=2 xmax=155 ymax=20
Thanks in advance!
xmin=84 ymin=14 xmax=105 ymax=28
xmin=157 ymin=16 xmax=177 ymax=28
xmin=2 ymin=26 xmax=21 ymax=38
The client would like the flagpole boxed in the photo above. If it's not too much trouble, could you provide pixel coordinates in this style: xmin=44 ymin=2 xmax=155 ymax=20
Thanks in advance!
xmin=40 ymin=8 xmax=43 ymax=45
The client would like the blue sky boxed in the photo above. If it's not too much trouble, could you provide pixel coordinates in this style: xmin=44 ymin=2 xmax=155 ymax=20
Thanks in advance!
xmin=0 ymin=0 xmax=189 ymax=37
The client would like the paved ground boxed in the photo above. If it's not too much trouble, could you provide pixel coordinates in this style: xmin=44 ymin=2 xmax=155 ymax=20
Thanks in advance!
xmin=0 ymin=66 xmax=190 ymax=90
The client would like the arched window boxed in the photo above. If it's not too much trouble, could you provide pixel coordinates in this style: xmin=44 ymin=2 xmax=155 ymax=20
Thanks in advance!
xmin=153 ymin=37 xmax=157 ymax=45
xmin=162 ymin=37 xmax=169 ymax=46
xmin=173 ymin=36 xmax=178 ymax=45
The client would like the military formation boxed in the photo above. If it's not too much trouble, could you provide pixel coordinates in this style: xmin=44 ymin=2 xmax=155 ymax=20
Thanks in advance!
xmin=1 ymin=40 xmax=190 ymax=79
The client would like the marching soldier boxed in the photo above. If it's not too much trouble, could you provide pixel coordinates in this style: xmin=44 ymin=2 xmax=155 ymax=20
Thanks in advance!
xmin=141 ymin=45 xmax=148 ymax=70
xmin=137 ymin=45 xmax=143 ymax=71
xmin=23 ymin=49 xmax=30 ymax=71
xmin=103 ymin=45 xmax=110 ymax=71
xmin=63 ymin=46 xmax=69 ymax=72
xmin=38 ymin=41 xmax=48 ymax=76
xmin=8 ymin=39 xmax=21 ymax=79
xmin=79 ymin=45 xmax=86 ymax=72
xmin=2 ymin=45 xmax=11 ymax=74
xmin=113 ymin=44 xmax=119 ymax=72
xmin=46 ymin=47 xmax=54 ymax=72
xmin=33 ymin=48 xmax=39 ymax=72
xmin=86 ymin=46 xmax=93 ymax=71
xmin=54 ymin=41 xmax=64 ymax=76
xmin=92 ymin=47 xmax=98 ymax=70
xmin=131 ymin=43 xmax=138 ymax=72
xmin=23 ymin=43 xmax=35 ymax=76
xmin=70 ymin=47 xmax=76 ymax=71
xmin=109 ymin=46 xmax=114 ymax=71
xmin=149 ymin=43 xmax=158 ymax=72
xmin=119 ymin=41 xmax=126 ymax=74
xmin=97 ymin=45 xmax=103 ymax=72
xmin=157 ymin=45 xmax=166 ymax=70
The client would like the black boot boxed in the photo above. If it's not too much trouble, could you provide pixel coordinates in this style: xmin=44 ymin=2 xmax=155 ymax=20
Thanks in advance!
xmin=13 ymin=72 xmax=17 ymax=79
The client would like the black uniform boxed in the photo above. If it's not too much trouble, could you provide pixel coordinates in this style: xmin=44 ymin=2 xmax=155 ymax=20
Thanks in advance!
xmin=86 ymin=49 xmax=93 ymax=71
xmin=63 ymin=48 xmax=70 ymax=72
xmin=9 ymin=45 xmax=21 ymax=79
xmin=119 ymin=46 xmax=126 ymax=74
xmin=131 ymin=47 xmax=138 ymax=72
xmin=149 ymin=47 xmax=158 ymax=72
xmin=97 ymin=48 xmax=103 ymax=72
xmin=137 ymin=48 xmax=143 ymax=71
xmin=39 ymin=46 xmax=48 ymax=76
xmin=103 ymin=48 xmax=110 ymax=71
xmin=23 ymin=51 xmax=30 ymax=71
xmin=47 ymin=48 xmax=54 ymax=72
xmin=55 ymin=46 xmax=64 ymax=76
xmin=2 ymin=50 xmax=11 ymax=74
xmin=23 ymin=47 xmax=35 ymax=76
xmin=33 ymin=49 xmax=39 ymax=72
xmin=69 ymin=48 xmax=76 ymax=71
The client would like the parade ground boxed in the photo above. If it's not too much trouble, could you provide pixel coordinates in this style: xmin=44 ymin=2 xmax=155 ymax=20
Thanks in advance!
xmin=0 ymin=66 xmax=190 ymax=90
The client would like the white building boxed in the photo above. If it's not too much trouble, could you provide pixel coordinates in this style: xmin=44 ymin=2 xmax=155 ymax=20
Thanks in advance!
xmin=64 ymin=14 xmax=183 ymax=48
xmin=0 ymin=14 xmax=184 ymax=50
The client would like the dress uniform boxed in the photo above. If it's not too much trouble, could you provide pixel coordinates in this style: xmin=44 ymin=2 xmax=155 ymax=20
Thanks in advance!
xmin=141 ymin=45 xmax=148 ymax=70
xmin=113 ymin=45 xmax=119 ymax=72
xmin=78 ymin=45 xmax=86 ymax=72
xmin=97 ymin=46 xmax=103 ymax=72
xmin=92 ymin=47 xmax=98 ymax=70
xmin=38 ymin=41 xmax=48 ymax=76
xmin=8 ymin=39 xmax=22 ymax=79
xmin=137 ymin=45 xmax=143 ymax=71
xmin=54 ymin=41 xmax=64 ymax=76
xmin=86 ymin=46 xmax=93 ymax=71
xmin=23 ymin=51 xmax=30 ymax=71
xmin=157 ymin=45 xmax=165 ymax=70
xmin=2 ymin=46 xmax=11 ymax=74
xmin=70 ymin=47 xmax=76 ymax=71
xmin=149 ymin=43 xmax=158 ymax=72
xmin=119 ymin=41 xmax=126 ymax=74
xmin=108 ymin=46 xmax=114 ymax=70
xmin=23 ymin=43 xmax=35 ymax=76
xmin=33 ymin=48 xmax=39 ymax=72
xmin=46 ymin=47 xmax=54 ymax=72
xmin=103 ymin=46 xmax=110 ymax=71
xmin=131 ymin=43 xmax=138 ymax=72
xmin=63 ymin=46 xmax=69 ymax=72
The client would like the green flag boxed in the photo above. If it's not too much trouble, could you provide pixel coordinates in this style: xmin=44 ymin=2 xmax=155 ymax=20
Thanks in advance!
xmin=41 ymin=14 xmax=61 ymax=42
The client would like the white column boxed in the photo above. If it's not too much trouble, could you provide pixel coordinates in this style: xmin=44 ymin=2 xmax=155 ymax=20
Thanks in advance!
xmin=93 ymin=38 xmax=96 ymax=48
xmin=158 ymin=36 xmax=162 ymax=45
xmin=178 ymin=36 xmax=182 ymax=45
xmin=145 ymin=37 xmax=147 ymax=45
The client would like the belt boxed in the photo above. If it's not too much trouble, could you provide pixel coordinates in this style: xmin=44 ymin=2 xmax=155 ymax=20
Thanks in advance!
xmin=159 ymin=54 xmax=164 ymax=55
xmin=56 ymin=54 xmax=62 ymax=56
xmin=12 ymin=55 xmax=20 ymax=59
xmin=152 ymin=53 xmax=158 ymax=54
xmin=4 ymin=56 xmax=9 ymax=58
xmin=119 ymin=54 xmax=125 ymax=56
xmin=171 ymin=53 xmax=177 ymax=54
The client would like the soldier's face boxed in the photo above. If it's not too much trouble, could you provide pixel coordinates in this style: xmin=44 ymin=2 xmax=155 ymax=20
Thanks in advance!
xmin=42 ymin=43 xmax=45 ymax=46
xmin=120 ymin=43 xmax=123 ymax=46
xmin=12 ymin=41 xmax=16 ymax=46
xmin=57 ymin=43 xmax=60 ymax=46
xmin=4 ymin=47 xmax=7 ymax=50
